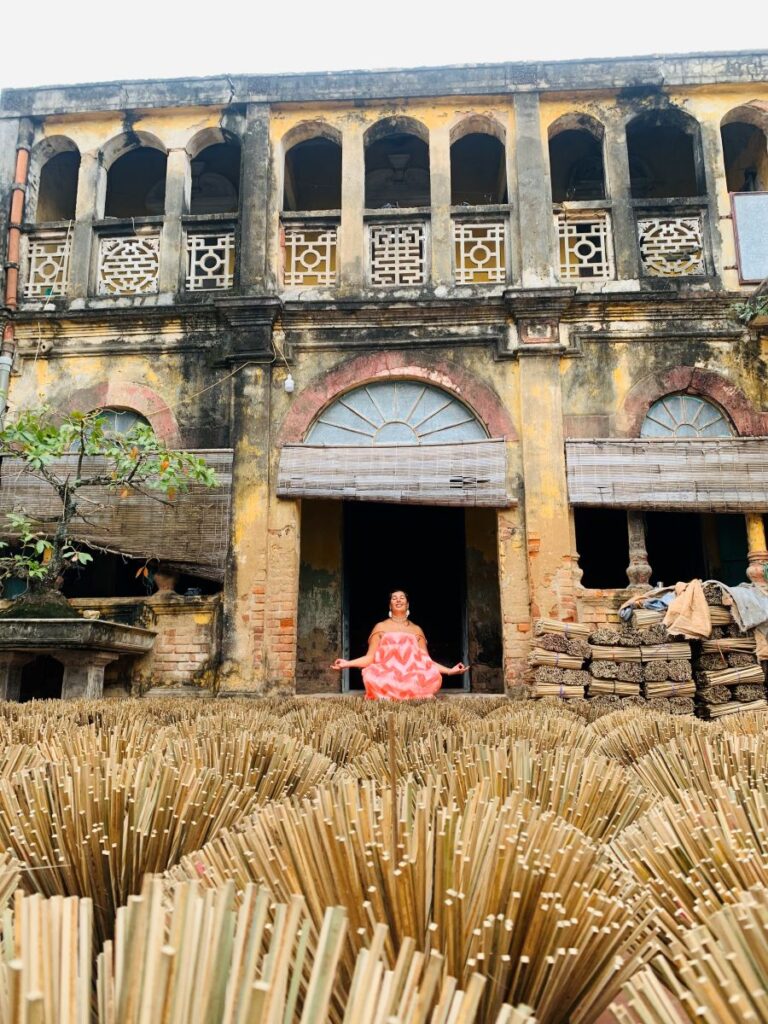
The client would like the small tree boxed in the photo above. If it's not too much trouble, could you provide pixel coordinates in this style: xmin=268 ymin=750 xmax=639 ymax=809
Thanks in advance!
xmin=0 ymin=408 xmax=218 ymax=615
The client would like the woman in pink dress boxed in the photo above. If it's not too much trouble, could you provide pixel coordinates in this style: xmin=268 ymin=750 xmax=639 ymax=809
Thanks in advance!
xmin=331 ymin=590 xmax=468 ymax=699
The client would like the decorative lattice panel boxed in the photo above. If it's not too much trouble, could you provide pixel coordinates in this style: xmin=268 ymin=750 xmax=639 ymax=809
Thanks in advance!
xmin=637 ymin=216 xmax=705 ymax=276
xmin=369 ymin=222 xmax=426 ymax=286
xmin=185 ymin=231 xmax=235 ymax=291
xmin=555 ymin=211 xmax=615 ymax=280
xmin=283 ymin=225 xmax=337 ymax=286
xmin=24 ymin=231 xmax=72 ymax=297
xmin=453 ymin=220 xmax=506 ymax=284
xmin=97 ymin=234 xmax=160 ymax=295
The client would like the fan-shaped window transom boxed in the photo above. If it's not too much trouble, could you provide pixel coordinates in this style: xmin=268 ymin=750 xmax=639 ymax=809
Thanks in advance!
xmin=640 ymin=394 xmax=734 ymax=438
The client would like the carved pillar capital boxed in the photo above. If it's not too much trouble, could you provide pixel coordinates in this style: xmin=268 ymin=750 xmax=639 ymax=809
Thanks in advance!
xmin=626 ymin=510 xmax=652 ymax=590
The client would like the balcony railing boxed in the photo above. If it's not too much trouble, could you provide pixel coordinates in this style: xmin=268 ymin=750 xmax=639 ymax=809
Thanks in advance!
xmin=282 ymin=216 xmax=338 ymax=287
xmin=634 ymin=203 xmax=706 ymax=277
xmin=23 ymin=228 xmax=72 ymax=298
xmin=554 ymin=207 xmax=615 ymax=281
xmin=367 ymin=215 xmax=428 ymax=287
xmin=185 ymin=229 xmax=235 ymax=291
xmin=97 ymin=232 xmax=160 ymax=296
xmin=452 ymin=215 xmax=507 ymax=285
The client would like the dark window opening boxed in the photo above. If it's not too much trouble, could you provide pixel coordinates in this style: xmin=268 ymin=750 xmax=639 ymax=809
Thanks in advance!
xmin=344 ymin=502 xmax=467 ymax=690
xmin=105 ymin=148 xmax=167 ymax=218
xmin=190 ymin=142 xmax=241 ymax=214
xmin=284 ymin=138 xmax=342 ymax=211
xmin=721 ymin=122 xmax=768 ymax=193
xmin=627 ymin=114 xmax=704 ymax=199
xmin=37 ymin=151 xmax=80 ymax=222
xmin=450 ymin=133 xmax=507 ymax=205
xmin=549 ymin=130 xmax=605 ymax=202
xmin=365 ymin=133 xmax=430 ymax=209
xmin=19 ymin=655 xmax=63 ymax=702
xmin=575 ymin=508 xmax=629 ymax=588
xmin=61 ymin=553 xmax=221 ymax=600
xmin=645 ymin=511 xmax=747 ymax=588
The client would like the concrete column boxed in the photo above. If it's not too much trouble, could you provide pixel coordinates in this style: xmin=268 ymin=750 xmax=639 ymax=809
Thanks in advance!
xmin=239 ymin=103 xmax=272 ymax=293
xmin=698 ymin=120 xmax=726 ymax=280
xmin=0 ymin=651 xmax=31 ymax=701
xmin=745 ymin=512 xmax=768 ymax=590
xmin=626 ymin=511 xmax=652 ymax=590
xmin=58 ymin=651 xmax=117 ymax=699
xmin=603 ymin=112 xmax=640 ymax=281
xmin=513 ymin=93 xmax=557 ymax=287
xmin=518 ymin=355 xmax=575 ymax=621
xmin=339 ymin=120 xmax=365 ymax=294
xmin=158 ymin=148 xmax=190 ymax=294
xmin=218 ymin=364 xmax=272 ymax=692
xmin=69 ymin=151 xmax=102 ymax=300
xmin=429 ymin=122 xmax=453 ymax=288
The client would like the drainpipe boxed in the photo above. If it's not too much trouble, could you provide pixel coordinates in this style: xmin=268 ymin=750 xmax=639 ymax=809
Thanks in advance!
xmin=1 ymin=122 xmax=33 ymax=428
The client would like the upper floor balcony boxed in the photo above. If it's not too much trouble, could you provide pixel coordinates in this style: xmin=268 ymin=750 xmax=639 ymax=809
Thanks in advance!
xmin=17 ymin=102 xmax=768 ymax=307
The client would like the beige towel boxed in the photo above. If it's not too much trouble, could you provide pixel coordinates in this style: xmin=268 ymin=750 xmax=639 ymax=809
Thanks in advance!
xmin=663 ymin=579 xmax=713 ymax=639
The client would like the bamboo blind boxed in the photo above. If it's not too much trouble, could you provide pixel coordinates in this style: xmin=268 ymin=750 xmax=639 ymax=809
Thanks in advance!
xmin=565 ymin=437 xmax=768 ymax=511
xmin=276 ymin=439 xmax=512 ymax=507
xmin=0 ymin=451 xmax=232 ymax=579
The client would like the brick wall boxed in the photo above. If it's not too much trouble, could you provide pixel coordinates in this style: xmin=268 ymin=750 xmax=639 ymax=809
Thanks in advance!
xmin=132 ymin=596 xmax=221 ymax=691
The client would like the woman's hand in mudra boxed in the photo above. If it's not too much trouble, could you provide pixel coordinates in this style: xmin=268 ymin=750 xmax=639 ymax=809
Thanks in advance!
xmin=331 ymin=658 xmax=349 ymax=671
xmin=443 ymin=663 xmax=468 ymax=676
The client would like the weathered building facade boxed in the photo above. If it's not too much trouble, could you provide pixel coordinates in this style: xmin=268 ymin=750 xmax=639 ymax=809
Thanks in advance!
xmin=1 ymin=52 xmax=767 ymax=695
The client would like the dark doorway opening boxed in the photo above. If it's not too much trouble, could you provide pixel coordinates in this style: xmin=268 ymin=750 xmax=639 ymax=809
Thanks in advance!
xmin=574 ymin=508 xmax=629 ymax=588
xmin=645 ymin=511 xmax=748 ymax=588
xmin=19 ymin=655 xmax=63 ymax=702
xmin=343 ymin=503 xmax=468 ymax=691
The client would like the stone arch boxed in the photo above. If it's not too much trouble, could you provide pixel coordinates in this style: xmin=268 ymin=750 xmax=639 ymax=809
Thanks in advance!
xmin=450 ymin=113 xmax=506 ymax=146
xmin=280 ymin=121 xmax=342 ymax=212
xmin=278 ymin=352 xmax=516 ymax=445
xmin=186 ymin=126 xmax=241 ymax=160
xmin=364 ymin=116 xmax=429 ymax=147
xmin=720 ymin=104 xmax=768 ymax=193
xmin=618 ymin=366 xmax=768 ymax=437
xmin=60 ymin=382 xmax=181 ymax=446
xmin=281 ymin=120 xmax=342 ymax=154
xmin=547 ymin=113 xmax=607 ymax=202
xmin=721 ymin=102 xmax=768 ymax=131
xmin=100 ymin=130 xmax=167 ymax=171
xmin=27 ymin=136 xmax=80 ymax=222
xmin=547 ymin=112 xmax=605 ymax=141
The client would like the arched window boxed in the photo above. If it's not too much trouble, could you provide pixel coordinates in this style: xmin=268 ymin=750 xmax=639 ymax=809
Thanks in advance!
xmin=189 ymin=141 xmax=240 ymax=214
xmin=305 ymin=381 xmax=487 ymax=445
xmin=640 ymin=394 xmax=734 ymax=438
xmin=450 ymin=132 xmax=507 ymax=206
xmin=95 ymin=408 xmax=151 ymax=434
xmin=626 ymin=110 xmax=704 ymax=199
xmin=365 ymin=119 xmax=430 ymax=209
xmin=720 ymin=112 xmax=768 ymax=193
xmin=105 ymin=146 xmax=167 ymax=218
xmin=284 ymin=137 xmax=342 ymax=211
xmin=548 ymin=118 xmax=606 ymax=202
xmin=37 ymin=150 xmax=81 ymax=222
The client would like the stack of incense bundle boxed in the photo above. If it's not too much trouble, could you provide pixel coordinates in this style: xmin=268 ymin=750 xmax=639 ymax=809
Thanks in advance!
xmin=530 ymin=619 xmax=590 ymax=698
xmin=694 ymin=598 xmax=767 ymax=719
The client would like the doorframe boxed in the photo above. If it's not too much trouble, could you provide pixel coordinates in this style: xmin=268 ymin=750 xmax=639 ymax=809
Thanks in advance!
xmin=340 ymin=501 xmax=471 ymax=694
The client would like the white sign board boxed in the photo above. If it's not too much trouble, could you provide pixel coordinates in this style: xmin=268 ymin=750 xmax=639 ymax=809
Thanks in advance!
xmin=732 ymin=192 xmax=768 ymax=284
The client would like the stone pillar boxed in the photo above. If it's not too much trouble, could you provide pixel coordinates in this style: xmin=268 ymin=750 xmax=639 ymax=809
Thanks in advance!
xmin=0 ymin=651 xmax=31 ymax=701
xmin=429 ymin=122 xmax=453 ymax=289
xmin=158 ymin=148 xmax=190 ymax=294
xmin=698 ymin=119 xmax=726 ymax=279
xmin=239 ymin=103 xmax=272 ymax=292
xmin=518 ymin=354 xmax=575 ymax=621
xmin=339 ymin=120 xmax=365 ymax=294
xmin=745 ymin=512 xmax=768 ymax=589
xmin=58 ymin=651 xmax=118 ymax=699
xmin=626 ymin=511 xmax=652 ymax=590
xmin=218 ymin=363 xmax=272 ymax=692
xmin=603 ymin=111 xmax=640 ymax=282
xmin=513 ymin=93 xmax=556 ymax=287
xmin=69 ymin=151 xmax=103 ymax=300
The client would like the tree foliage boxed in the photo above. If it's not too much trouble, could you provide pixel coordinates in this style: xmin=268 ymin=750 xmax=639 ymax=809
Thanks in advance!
xmin=0 ymin=408 xmax=218 ymax=594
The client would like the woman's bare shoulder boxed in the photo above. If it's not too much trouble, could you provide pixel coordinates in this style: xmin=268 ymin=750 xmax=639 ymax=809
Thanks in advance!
xmin=368 ymin=620 xmax=390 ymax=637
xmin=410 ymin=622 xmax=426 ymax=637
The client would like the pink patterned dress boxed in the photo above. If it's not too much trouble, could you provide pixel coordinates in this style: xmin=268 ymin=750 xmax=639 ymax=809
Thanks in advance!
xmin=362 ymin=630 xmax=442 ymax=700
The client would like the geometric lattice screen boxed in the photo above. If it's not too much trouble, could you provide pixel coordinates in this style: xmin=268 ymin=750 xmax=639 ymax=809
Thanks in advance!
xmin=305 ymin=381 xmax=488 ymax=445
xmin=640 ymin=394 xmax=734 ymax=438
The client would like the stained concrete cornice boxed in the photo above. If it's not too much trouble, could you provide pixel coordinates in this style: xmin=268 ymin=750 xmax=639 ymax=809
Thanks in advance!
xmin=2 ymin=51 xmax=768 ymax=118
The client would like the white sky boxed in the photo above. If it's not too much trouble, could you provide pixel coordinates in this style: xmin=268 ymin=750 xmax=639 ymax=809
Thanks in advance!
xmin=2 ymin=0 xmax=764 ymax=91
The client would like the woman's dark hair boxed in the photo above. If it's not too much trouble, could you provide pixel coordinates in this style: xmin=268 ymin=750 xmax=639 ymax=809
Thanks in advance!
xmin=389 ymin=589 xmax=409 ymax=600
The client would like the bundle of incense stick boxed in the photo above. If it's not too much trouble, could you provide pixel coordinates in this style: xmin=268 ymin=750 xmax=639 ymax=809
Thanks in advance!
xmin=527 ymin=649 xmax=584 ymax=670
xmin=708 ymin=606 xmax=734 ymax=625
xmin=702 ymin=697 xmax=768 ymax=719
xmin=612 ymin=886 xmax=768 ymax=1024
xmin=639 ymin=643 xmax=692 ymax=661
xmin=630 ymin=608 xmax=665 ymax=628
xmin=170 ymin=779 xmax=655 ymax=1023
xmin=697 ymin=664 xmax=765 ymax=687
xmin=531 ymin=682 xmax=585 ymax=698
xmin=587 ymin=679 xmax=641 ymax=697
xmin=0 ymin=891 xmax=92 ymax=1024
xmin=643 ymin=680 xmax=696 ymax=699
xmin=701 ymin=637 xmax=756 ymax=653
xmin=589 ymin=646 xmax=642 ymax=661
xmin=534 ymin=618 xmax=590 ymax=638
